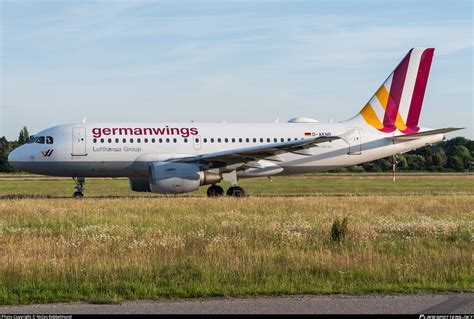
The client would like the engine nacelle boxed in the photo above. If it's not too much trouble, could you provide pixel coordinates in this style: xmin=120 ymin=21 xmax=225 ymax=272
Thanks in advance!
xmin=149 ymin=162 xmax=221 ymax=194
xmin=128 ymin=176 xmax=151 ymax=192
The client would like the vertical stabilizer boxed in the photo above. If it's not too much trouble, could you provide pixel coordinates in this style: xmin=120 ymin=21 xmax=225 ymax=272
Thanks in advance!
xmin=347 ymin=48 xmax=434 ymax=134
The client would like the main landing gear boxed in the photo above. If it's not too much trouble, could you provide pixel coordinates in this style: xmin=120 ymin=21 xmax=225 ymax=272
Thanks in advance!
xmin=73 ymin=177 xmax=85 ymax=199
xmin=206 ymin=184 xmax=246 ymax=198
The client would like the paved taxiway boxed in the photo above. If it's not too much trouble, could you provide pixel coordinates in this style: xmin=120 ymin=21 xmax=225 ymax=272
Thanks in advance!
xmin=1 ymin=294 xmax=473 ymax=314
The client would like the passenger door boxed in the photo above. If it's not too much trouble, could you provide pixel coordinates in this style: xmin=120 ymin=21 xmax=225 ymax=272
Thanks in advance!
xmin=72 ymin=127 xmax=87 ymax=156
xmin=346 ymin=127 xmax=362 ymax=155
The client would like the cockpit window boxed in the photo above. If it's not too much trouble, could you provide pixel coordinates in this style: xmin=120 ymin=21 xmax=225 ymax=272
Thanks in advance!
xmin=35 ymin=136 xmax=45 ymax=144
xmin=27 ymin=136 xmax=37 ymax=144
xmin=46 ymin=136 xmax=54 ymax=144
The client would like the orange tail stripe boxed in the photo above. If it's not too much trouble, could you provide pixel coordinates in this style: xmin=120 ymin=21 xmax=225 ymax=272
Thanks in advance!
xmin=360 ymin=103 xmax=384 ymax=129
xmin=375 ymin=85 xmax=389 ymax=109
xmin=395 ymin=113 xmax=407 ymax=131
xmin=376 ymin=84 xmax=407 ymax=131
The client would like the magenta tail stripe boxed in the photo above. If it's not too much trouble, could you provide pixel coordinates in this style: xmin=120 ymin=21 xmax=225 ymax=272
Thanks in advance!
xmin=406 ymin=48 xmax=434 ymax=129
xmin=382 ymin=49 xmax=412 ymax=130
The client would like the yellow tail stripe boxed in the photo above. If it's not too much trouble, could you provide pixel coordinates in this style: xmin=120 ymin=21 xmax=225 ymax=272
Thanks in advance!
xmin=360 ymin=103 xmax=384 ymax=129
xmin=375 ymin=84 xmax=408 ymax=130
xmin=395 ymin=113 xmax=407 ymax=130
xmin=375 ymin=85 xmax=389 ymax=109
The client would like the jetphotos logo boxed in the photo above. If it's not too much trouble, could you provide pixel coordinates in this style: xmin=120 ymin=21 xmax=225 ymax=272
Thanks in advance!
xmin=92 ymin=126 xmax=199 ymax=139
xmin=41 ymin=149 xmax=54 ymax=157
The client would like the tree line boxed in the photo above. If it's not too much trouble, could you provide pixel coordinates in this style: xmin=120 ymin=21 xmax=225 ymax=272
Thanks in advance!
xmin=0 ymin=127 xmax=472 ymax=173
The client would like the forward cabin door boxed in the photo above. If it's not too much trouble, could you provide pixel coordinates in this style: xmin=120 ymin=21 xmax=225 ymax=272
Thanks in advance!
xmin=346 ymin=127 xmax=362 ymax=155
xmin=72 ymin=127 xmax=87 ymax=156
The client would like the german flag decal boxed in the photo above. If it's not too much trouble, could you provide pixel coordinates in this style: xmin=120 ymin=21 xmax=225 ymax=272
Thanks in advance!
xmin=304 ymin=132 xmax=312 ymax=137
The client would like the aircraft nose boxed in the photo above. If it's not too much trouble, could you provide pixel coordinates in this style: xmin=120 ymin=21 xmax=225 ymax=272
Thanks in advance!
xmin=8 ymin=147 xmax=23 ymax=169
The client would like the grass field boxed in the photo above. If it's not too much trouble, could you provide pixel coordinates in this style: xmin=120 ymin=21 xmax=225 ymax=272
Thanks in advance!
xmin=0 ymin=174 xmax=473 ymax=305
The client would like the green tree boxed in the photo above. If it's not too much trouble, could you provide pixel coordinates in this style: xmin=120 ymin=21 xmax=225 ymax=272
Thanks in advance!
xmin=447 ymin=145 xmax=472 ymax=171
xmin=18 ymin=126 xmax=30 ymax=145
xmin=0 ymin=136 xmax=15 ymax=172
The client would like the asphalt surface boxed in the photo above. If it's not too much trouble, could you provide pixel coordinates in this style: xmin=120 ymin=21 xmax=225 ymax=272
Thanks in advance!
xmin=1 ymin=294 xmax=473 ymax=314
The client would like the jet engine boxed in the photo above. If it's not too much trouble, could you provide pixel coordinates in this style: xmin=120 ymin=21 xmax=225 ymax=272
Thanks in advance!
xmin=148 ymin=162 xmax=221 ymax=194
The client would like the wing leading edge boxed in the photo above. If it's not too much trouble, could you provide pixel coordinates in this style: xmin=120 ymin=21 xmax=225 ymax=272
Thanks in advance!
xmin=175 ymin=136 xmax=341 ymax=168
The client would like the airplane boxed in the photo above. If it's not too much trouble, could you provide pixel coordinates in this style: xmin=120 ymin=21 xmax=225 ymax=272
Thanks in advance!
xmin=8 ymin=48 xmax=462 ymax=198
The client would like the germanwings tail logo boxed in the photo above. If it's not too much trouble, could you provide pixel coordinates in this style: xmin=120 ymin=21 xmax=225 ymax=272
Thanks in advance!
xmin=359 ymin=48 xmax=434 ymax=134
xmin=41 ymin=149 xmax=54 ymax=157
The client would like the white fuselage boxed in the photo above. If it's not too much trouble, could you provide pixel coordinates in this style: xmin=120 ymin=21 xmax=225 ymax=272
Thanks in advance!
xmin=8 ymin=121 xmax=444 ymax=178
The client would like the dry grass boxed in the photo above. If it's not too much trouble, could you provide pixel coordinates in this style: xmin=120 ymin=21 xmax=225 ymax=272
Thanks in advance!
xmin=0 ymin=194 xmax=472 ymax=304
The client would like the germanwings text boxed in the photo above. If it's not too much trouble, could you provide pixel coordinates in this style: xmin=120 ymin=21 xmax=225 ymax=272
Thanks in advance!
xmin=92 ymin=126 xmax=199 ymax=138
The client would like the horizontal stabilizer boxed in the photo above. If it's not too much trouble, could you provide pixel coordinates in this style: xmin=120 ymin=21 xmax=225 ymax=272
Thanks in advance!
xmin=387 ymin=127 xmax=464 ymax=141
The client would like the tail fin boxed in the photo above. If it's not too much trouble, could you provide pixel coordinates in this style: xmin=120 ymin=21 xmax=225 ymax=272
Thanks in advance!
xmin=350 ymin=48 xmax=434 ymax=134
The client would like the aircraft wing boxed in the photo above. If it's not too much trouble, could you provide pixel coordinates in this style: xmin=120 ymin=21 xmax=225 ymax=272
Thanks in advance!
xmin=387 ymin=127 xmax=464 ymax=142
xmin=176 ymin=136 xmax=341 ymax=168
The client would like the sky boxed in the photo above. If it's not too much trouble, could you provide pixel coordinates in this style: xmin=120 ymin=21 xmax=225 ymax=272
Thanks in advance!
xmin=0 ymin=0 xmax=472 ymax=140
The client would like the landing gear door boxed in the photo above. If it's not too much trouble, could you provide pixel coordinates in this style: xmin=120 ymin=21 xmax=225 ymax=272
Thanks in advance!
xmin=72 ymin=127 xmax=87 ymax=156
xmin=346 ymin=127 xmax=362 ymax=155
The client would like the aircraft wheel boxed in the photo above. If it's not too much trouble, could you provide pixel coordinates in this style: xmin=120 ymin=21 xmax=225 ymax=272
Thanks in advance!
xmin=227 ymin=186 xmax=246 ymax=197
xmin=207 ymin=185 xmax=224 ymax=197
xmin=73 ymin=191 xmax=84 ymax=199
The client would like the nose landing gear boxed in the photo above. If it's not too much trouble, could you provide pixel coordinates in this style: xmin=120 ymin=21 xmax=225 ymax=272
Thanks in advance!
xmin=73 ymin=177 xmax=85 ymax=199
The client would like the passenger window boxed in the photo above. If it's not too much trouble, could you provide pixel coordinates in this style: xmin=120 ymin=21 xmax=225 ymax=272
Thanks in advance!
xmin=218 ymin=138 xmax=221 ymax=143
xmin=246 ymin=138 xmax=249 ymax=143
xmin=253 ymin=138 xmax=256 ymax=143
xmin=184 ymin=138 xmax=188 ymax=143
xmin=281 ymin=138 xmax=284 ymax=142
xmin=130 ymin=138 xmax=134 ymax=143
xmin=267 ymin=138 xmax=270 ymax=143
xmin=274 ymin=138 xmax=277 ymax=142
xmin=238 ymin=138 xmax=242 ymax=143
xmin=144 ymin=138 xmax=148 ymax=143
xmin=232 ymin=138 xmax=235 ymax=143
xmin=166 ymin=138 xmax=170 ymax=143
xmin=225 ymin=138 xmax=228 ymax=143
xmin=173 ymin=138 xmax=177 ymax=143
xmin=93 ymin=138 xmax=97 ymax=143
xmin=137 ymin=138 xmax=141 ymax=143
xmin=35 ymin=136 xmax=45 ymax=144
xmin=108 ymin=138 xmax=112 ymax=143
xmin=101 ymin=138 xmax=105 ymax=143
xmin=260 ymin=138 xmax=263 ymax=143
xmin=123 ymin=138 xmax=126 ymax=143
xmin=210 ymin=138 xmax=214 ymax=143
xmin=46 ymin=136 xmax=54 ymax=144
xmin=159 ymin=138 xmax=163 ymax=143
xmin=115 ymin=138 xmax=119 ymax=143
xmin=203 ymin=138 xmax=207 ymax=143
xmin=152 ymin=138 xmax=156 ymax=143
xmin=195 ymin=138 xmax=199 ymax=143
